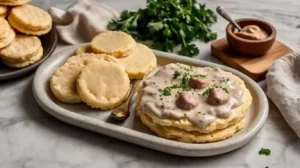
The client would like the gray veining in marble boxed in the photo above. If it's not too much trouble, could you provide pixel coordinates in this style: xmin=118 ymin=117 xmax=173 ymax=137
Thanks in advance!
xmin=1 ymin=0 xmax=300 ymax=167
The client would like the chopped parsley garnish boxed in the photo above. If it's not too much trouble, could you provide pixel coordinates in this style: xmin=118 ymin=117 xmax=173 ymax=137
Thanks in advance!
xmin=259 ymin=148 xmax=271 ymax=156
xmin=222 ymin=88 xmax=229 ymax=93
xmin=180 ymin=74 xmax=189 ymax=91
xmin=184 ymin=66 xmax=193 ymax=72
xmin=170 ymin=84 xmax=180 ymax=89
xmin=173 ymin=71 xmax=181 ymax=79
xmin=202 ymin=86 xmax=229 ymax=96
xmin=194 ymin=74 xmax=207 ymax=78
xmin=202 ymin=87 xmax=212 ymax=96
xmin=220 ymin=78 xmax=230 ymax=83
xmin=162 ymin=87 xmax=172 ymax=96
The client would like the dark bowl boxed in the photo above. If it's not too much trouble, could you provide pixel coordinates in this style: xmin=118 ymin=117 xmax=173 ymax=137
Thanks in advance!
xmin=226 ymin=18 xmax=276 ymax=57
xmin=0 ymin=25 xmax=58 ymax=80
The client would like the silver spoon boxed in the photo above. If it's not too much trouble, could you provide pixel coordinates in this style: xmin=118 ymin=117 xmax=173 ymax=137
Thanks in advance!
xmin=110 ymin=79 xmax=142 ymax=120
xmin=216 ymin=6 xmax=242 ymax=31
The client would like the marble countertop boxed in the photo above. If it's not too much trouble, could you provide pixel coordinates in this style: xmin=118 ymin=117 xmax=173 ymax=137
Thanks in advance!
xmin=1 ymin=0 xmax=300 ymax=167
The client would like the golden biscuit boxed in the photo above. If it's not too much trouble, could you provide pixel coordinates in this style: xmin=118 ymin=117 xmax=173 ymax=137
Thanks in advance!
xmin=77 ymin=60 xmax=130 ymax=110
xmin=136 ymin=63 xmax=252 ymax=143
xmin=119 ymin=43 xmax=157 ymax=79
xmin=139 ymin=112 xmax=245 ymax=143
xmin=0 ymin=34 xmax=41 ymax=62
xmin=50 ymin=61 xmax=84 ymax=104
xmin=8 ymin=4 xmax=52 ymax=35
xmin=66 ymin=53 xmax=119 ymax=65
xmin=50 ymin=53 xmax=120 ymax=104
xmin=75 ymin=44 xmax=93 ymax=55
xmin=90 ymin=31 xmax=135 ymax=58
xmin=136 ymin=73 xmax=252 ymax=134
xmin=3 ymin=46 xmax=43 ymax=68
xmin=0 ymin=6 xmax=9 ymax=18
xmin=0 ymin=18 xmax=15 ymax=49
xmin=0 ymin=0 xmax=31 ymax=6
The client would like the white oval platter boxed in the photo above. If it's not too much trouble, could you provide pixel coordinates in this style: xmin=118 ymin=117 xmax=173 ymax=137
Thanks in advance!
xmin=32 ymin=45 xmax=268 ymax=157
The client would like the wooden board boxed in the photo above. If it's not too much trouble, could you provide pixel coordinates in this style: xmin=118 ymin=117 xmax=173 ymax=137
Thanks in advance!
xmin=211 ymin=38 xmax=293 ymax=81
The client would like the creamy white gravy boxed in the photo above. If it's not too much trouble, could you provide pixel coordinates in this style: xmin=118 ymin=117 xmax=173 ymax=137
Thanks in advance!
xmin=139 ymin=63 xmax=244 ymax=129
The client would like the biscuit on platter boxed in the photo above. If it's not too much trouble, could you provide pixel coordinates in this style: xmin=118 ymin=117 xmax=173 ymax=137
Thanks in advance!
xmin=0 ymin=34 xmax=41 ymax=63
xmin=2 ymin=46 xmax=43 ymax=68
xmin=90 ymin=31 xmax=135 ymax=58
xmin=0 ymin=18 xmax=15 ymax=49
xmin=50 ymin=53 xmax=120 ymax=104
xmin=136 ymin=63 xmax=252 ymax=143
xmin=77 ymin=60 xmax=130 ymax=110
xmin=136 ymin=72 xmax=252 ymax=134
xmin=66 ymin=53 xmax=119 ymax=65
xmin=50 ymin=61 xmax=85 ymax=104
xmin=0 ymin=0 xmax=31 ymax=6
xmin=0 ymin=6 xmax=9 ymax=18
xmin=139 ymin=112 xmax=245 ymax=143
xmin=75 ymin=44 xmax=93 ymax=55
xmin=119 ymin=43 xmax=157 ymax=79
xmin=8 ymin=4 xmax=52 ymax=35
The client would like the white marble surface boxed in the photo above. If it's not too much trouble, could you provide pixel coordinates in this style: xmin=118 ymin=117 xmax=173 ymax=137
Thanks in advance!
xmin=1 ymin=0 xmax=300 ymax=167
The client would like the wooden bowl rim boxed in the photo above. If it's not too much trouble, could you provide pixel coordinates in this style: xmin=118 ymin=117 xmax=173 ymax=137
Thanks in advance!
xmin=226 ymin=18 xmax=276 ymax=43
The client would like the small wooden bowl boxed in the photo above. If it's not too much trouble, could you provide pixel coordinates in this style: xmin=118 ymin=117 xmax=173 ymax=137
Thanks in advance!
xmin=226 ymin=18 xmax=276 ymax=57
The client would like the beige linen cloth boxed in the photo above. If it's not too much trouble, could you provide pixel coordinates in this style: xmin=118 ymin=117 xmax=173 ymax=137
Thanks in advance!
xmin=266 ymin=53 xmax=300 ymax=137
xmin=49 ymin=0 xmax=119 ymax=44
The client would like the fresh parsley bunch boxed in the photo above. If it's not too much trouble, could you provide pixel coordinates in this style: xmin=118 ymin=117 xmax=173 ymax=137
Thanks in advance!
xmin=108 ymin=0 xmax=217 ymax=57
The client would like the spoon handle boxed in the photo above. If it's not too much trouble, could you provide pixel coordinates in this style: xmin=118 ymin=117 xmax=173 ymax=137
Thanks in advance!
xmin=125 ymin=79 xmax=142 ymax=104
xmin=216 ymin=6 xmax=242 ymax=31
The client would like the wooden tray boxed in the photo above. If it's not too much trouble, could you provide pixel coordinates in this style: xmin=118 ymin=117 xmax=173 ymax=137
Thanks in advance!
xmin=211 ymin=38 xmax=293 ymax=81
xmin=32 ymin=45 xmax=268 ymax=157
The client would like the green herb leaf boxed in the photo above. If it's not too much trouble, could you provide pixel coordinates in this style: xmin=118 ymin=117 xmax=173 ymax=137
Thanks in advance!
xmin=194 ymin=74 xmax=207 ymax=78
xmin=180 ymin=74 xmax=189 ymax=90
xmin=259 ymin=148 xmax=271 ymax=156
xmin=202 ymin=87 xmax=212 ymax=96
xmin=173 ymin=71 xmax=181 ymax=79
xmin=108 ymin=0 xmax=217 ymax=57
xmin=162 ymin=87 xmax=172 ymax=96
xmin=222 ymin=87 xmax=229 ymax=94
xmin=178 ymin=43 xmax=199 ymax=57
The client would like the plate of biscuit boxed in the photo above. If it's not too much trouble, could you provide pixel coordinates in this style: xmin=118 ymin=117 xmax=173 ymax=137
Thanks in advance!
xmin=0 ymin=0 xmax=57 ymax=80
xmin=33 ymin=31 xmax=268 ymax=157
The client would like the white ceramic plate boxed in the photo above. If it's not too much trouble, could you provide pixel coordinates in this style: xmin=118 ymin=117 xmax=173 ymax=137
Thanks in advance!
xmin=32 ymin=45 xmax=268 ymax=157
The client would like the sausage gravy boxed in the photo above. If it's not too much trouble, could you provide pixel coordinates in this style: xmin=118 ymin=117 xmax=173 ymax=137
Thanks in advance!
xmin=139 ymin=63 xmax=244 ymax=129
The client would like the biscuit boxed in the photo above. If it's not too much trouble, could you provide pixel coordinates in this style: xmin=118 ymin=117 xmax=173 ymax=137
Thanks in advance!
xmin=8 ymin=4 xmax=52 ymax=36
xmin=119 ymin=43 xmax=157 ymax=79
xmin=0 ymin=34 xmax=41 ymax=62
xmin=0 ymin=6 xmax=9 ymax=18
xmin=90 ymin=31 xmax=135 ymax=58
xmin=139 ymin=111 xmax=245 ymax=143
xmin=50 ymin=53 xmax=120 ymax=104
xmin=0 ymin=18 xmax=15 ymax=49
xmin=136 ymin=72 xmax=252 ymax=134
xmin=2 ymin=46 xmax=43 ymax=68
xmin=75 ymin=44 xmax=93 ymax=55
xmin=50 ymin=61 xmax=84 ymax=104
xmin=0 ymin=0 xmax=31 ymax=6
xmin=66 ymin=53 xmax=119 ymax=65
xmin=77 ymin=60 xmax=130 ymax=110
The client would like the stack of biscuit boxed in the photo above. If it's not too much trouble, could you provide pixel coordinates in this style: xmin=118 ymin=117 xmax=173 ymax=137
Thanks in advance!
xmin=0 ymin=0 xmax=52 ymax=68
xmin=136 ymin=69 xmax=253 ymax=143
xmin=50 ymin=31 xmax=157 ymax=110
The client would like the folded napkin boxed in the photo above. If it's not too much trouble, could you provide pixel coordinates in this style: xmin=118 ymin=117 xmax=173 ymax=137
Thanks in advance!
xmin=49 ymin=0 xmax=119 ymax=44
xmin=266 ymin=53 xmax=300 ymax=137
